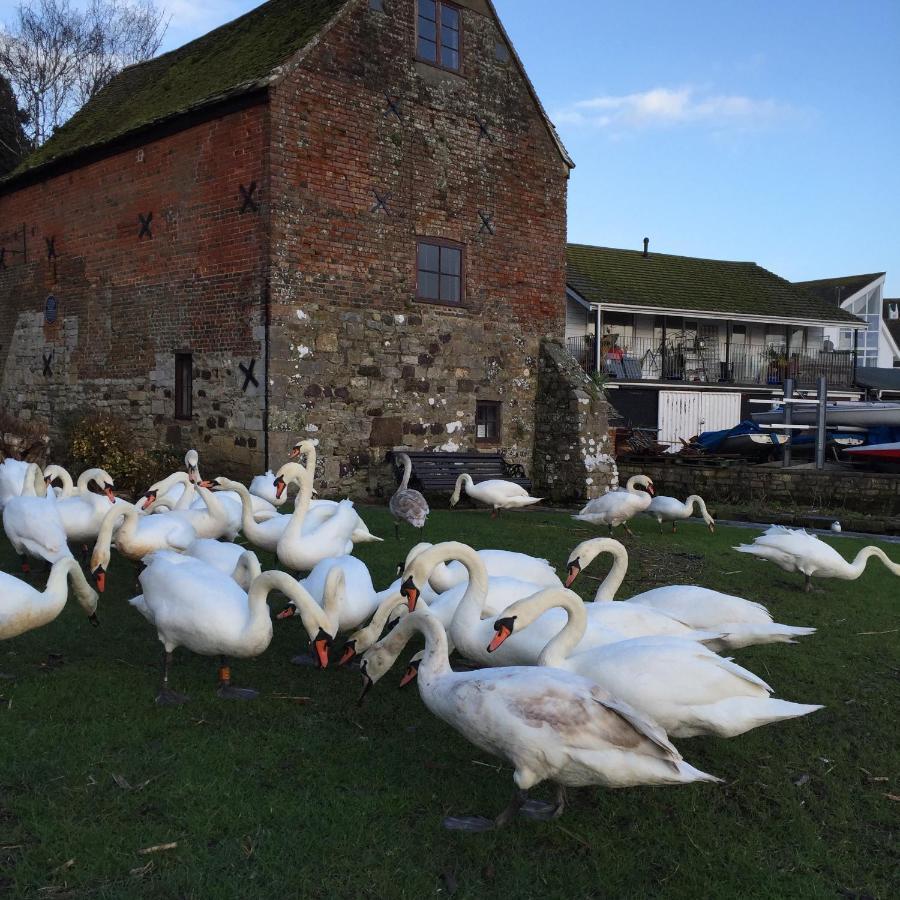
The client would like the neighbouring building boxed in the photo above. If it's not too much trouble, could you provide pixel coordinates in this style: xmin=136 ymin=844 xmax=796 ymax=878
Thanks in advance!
xmin=565 ymin=241 xmax=866 ymax=448
xmin=0 ymin=0 xmax=575 ymax=495
xmin=794 ymin=272 xmax=899 ymax=370
xmin=883 ymin=297 xmax=900 ymax=367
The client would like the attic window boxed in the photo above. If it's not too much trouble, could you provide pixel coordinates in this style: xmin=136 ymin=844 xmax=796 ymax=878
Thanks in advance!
xmin=417 ymin=0 xmax=460 ymax=72
xmin=494 ymin=41 xmax=509 ymax=63
xmin=369 ymin=0 xmax=384 ymax=10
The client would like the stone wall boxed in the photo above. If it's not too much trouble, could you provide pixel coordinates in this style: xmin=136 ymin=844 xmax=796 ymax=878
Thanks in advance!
xmin=533 ymin=340 xmax=616 ymax=503
xmin=265 ymin=0 xmax=569 ymax=494
xmin=618 ymin=460 xmax=900 ymax=517
xmin=0 ymin=103 xmax=269 ymax=477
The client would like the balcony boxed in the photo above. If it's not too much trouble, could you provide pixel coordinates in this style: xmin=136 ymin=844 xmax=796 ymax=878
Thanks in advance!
xmin=566 ymin=335 xmax=855 ymax=389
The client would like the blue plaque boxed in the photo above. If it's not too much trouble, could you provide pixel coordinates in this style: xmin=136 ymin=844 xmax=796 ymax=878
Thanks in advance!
xmin=44 ymin=295 xmax=57 ymax=324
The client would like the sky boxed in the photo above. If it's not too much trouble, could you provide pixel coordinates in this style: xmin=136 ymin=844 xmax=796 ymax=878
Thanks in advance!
xmin=2 ymin=0 xmax=898 ymax=296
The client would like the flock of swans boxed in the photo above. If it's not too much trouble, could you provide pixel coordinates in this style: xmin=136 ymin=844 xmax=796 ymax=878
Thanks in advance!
xmin=1 ymin=444 xmax=898 ymax=831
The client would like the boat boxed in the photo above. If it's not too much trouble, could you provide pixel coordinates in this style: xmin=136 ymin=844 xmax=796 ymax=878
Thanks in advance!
xmin=752 ymin=401 xmax=900 ymax=428
xmin=719 ymin=432 xmax=788 ymax=454
xmin=844 ymin=441 xmax=900 ymax=462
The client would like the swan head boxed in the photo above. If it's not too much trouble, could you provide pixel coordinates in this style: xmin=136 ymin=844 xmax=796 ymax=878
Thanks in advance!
xmin=337 ymin=638 xmax=358 ymax=667
xmin=400 ymin=575 xmax=422 ymax=612
xmin=632 ymin=474 xmax=654 ymax=496
xmin=564 ymin=537 xmax=626 ymax=588
xmin=487 ymin=615 xmax=518 ymax=653
xmin=399 ymin=655 xmax=422 ymax=688
xmin=288 ymin=439 xmax=317 ymax=462
xmin=273 ymin=474 xmax=287 ymax=500
xmin=184 ymin=449 xmax=200 ymax=483
xmin=274 ymin=606 xmax=334 ymax=669
xmin=137 ymin=488 xmax=158 ymax=511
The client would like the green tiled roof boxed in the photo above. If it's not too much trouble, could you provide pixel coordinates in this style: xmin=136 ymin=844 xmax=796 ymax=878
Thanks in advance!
xmin=6 ymin=0 xmax=346 ymax=182
xmin=567 ymin=243 xmax=866 ymax=327
xmin=793 ymin=273 xmax=884 ymax=307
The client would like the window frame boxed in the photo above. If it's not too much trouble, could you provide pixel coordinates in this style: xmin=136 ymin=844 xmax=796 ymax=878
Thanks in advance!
xmin=174 ymin=351 xmax=193 ymax=421
xmin=475 ymin=400 xmax=502 ymax=445
xmin=415 ymin=0 xmax=463 ymax=74
xmin=415 ymin=237 xmax=466 ymax=307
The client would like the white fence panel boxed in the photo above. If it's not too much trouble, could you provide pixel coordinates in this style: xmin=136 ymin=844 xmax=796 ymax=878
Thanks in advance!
xmin=657 ymin=391 xmax=742 ymax=450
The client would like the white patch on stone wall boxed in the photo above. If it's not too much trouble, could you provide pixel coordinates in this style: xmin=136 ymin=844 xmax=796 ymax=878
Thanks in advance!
xmin=440 ymin=440 xmax=460 ymax=452
xmin=393 ymin=314 xmax=405 ymax=325
xmin=295 ymin=309 xmax=309 ymax=321
xmin=446 ymin=421 xmax=463 ymax=433
xmin=428 ymin=398 xmax=435 ymax=406
xmin=293 ymin=344 xmax=311 ymax=358
xmin=306 ymin=424 xmax=320 ymax=433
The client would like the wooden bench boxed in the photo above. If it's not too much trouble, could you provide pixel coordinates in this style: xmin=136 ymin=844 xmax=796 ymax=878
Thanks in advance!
xmin=391 ymin=451 xmax=531 ymax=494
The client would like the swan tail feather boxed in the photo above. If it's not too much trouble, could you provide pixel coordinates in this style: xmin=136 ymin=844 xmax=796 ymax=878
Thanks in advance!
xmin=693 ymin=698 xmax=823 ymax=738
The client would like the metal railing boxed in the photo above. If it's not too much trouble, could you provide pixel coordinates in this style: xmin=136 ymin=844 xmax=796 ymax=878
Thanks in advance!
xmin=566 ymin=335 xmax=855 ymax=388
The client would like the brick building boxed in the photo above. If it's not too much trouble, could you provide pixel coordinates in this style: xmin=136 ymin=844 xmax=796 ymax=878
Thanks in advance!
xmin=0 ymin=0 xmax=572 ymax=494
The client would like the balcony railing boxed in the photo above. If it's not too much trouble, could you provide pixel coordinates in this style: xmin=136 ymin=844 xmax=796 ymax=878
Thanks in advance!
xmin=566 ymin=335 xmax=855 ymax=388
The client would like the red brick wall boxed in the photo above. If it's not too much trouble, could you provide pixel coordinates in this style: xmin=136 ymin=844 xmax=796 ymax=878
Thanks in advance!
xmin=266 ymin=0 xmax=568 ymax=491
xmin=0 ymin=103 xmax=270 ymax=474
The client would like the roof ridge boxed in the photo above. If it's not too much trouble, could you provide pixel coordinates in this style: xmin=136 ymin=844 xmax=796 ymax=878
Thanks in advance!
xmin=794 ymin=273 xmax=885 ymax=286
xmin=567 ymin=243 xmax=757 ymax=266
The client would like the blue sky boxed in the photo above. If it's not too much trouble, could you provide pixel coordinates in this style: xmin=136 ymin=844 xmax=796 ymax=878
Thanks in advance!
xmin=3 ymin=0 xmax=898 ymax=295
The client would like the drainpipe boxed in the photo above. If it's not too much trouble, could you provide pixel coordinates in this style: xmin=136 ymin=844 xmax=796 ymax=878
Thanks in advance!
xmin=852 ymin=330 xmax=859 ymax=386
xmin=592 ymin=306 xmax=601 ymax=374
xmin=724 ymin=322 xmax=732 ymax=383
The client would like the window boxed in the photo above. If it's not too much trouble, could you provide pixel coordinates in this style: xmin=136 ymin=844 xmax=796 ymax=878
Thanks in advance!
xmin=416 ymin=239 xmax=463 ymax=305
xmin=476 ymin=401 xmax=501 ymax=443
xmin=175 ymin=352 xmax=193 ymax=420
xmin=417 ymin=0 xmax=461 ymax=72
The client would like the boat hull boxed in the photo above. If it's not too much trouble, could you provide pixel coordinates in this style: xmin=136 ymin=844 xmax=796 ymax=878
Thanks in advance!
xmin=844 ymin=441 xmax=900 ymax=462
xmin=752 ymin=402 xmax=900 ymax=428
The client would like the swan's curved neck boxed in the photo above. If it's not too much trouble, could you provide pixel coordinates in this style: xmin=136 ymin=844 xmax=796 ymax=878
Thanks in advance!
xmin=379 ymin=612 xmax=452 ymax=682
xmin=52 ymin=466 xmax=76 ymax=497
xmin=39 ymin=559 xmax=96 ymax=621
xmin=221 ymin=480 xmax=269 ymax=542
xmin=351 ymin=591 xmax=408 ymax=651
xmin=851 ymin=546 xmax=900 ymax=578
xmin=282 ymin=465 xmax=314 ymax=540
xmin=504 ymin=588 xmax=586 ymax=666
xmin=685 ymin=495 xmax=711 ymax=522
xmin=450 ymin=474 xmax=471 ymax=504
xmin=23 ymin=464 xmax=47 ymax=497
xmin=250 ymin=569 xmax=335 ymax=638
xmin=76 ymin=468 xmax=102 ymax=495
xmin=591 ymin=541 xmax=629 ymax=602
xmin=625 ymin=475 xmax=640 ymax=493
xmin=399 ymin=455 xmax=412 ymax=491
xmin=412 ymin=543 xmax=488 ymax=619
xmin=232 ymin=551 xmax=262 ymax=585
xmin=94 ymin=503 xmax=133 ymax=563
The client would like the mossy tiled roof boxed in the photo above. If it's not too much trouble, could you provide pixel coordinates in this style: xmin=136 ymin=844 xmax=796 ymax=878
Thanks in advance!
xmin=566 ymin=243 xmax=866 ymax=327
xmin=7 ymin=0 xmax=346 ymax=181
xmin=793 ymin=273 xmax=885 ymax=307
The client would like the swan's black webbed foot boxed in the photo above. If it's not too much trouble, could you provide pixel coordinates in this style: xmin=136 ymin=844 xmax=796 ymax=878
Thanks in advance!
xmin=155 ymin=688 xmax=190 ymax=706
xmin=290 ymin=652 xmax=318 ymax=667
xmin=442 ymin=815 xmax=498 ymax=832
xmin=217 ymin=684 xmax=259 ymax=700
xmin=519 ymin=785 xmax=566 ymax=821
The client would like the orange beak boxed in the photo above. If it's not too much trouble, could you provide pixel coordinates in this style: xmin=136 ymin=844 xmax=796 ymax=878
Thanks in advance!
xmin=93 ymin=567 xmax=106 ymax=593
xmin=399 ymin=662 xmax=420 ymax=688
xmin=104 ymin=486 xmax=116 ymax=504
xmin=564 ymin=561 xmax=581 ymax=589
xmin=647 ymin=483 xmax=655 ymax=496
xmin=274 ymin=476 xmax=286 ymax=500
xmin=487 ymin=623 xmax=512 ymax=653
xmin=288 ymin=448 xmax=301 ymax=459
xmin=276 ymin=605 xmax=296 ymax=621
xmin=337 ymin=642 xmax=357 ymax=667
xmin=314 ymin=636 xmax=331 ymax=669
xmin=140 ymin=490 xmax=157 ymax=510
xmin=400 ymin=577 xmax=419 ymax=612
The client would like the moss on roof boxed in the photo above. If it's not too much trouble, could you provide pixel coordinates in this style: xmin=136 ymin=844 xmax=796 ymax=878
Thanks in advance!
xmin=566 ymin=243 xmax=866 ymax=327
xmin=793 ymin=273 xmax=885 ymax=307
xmin=8 ymin=0 xmax=346 ymax=180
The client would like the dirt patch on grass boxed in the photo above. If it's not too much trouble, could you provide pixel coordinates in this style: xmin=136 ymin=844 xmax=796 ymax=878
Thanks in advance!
xmin=627 ymin=544 xmax=706 ymax=587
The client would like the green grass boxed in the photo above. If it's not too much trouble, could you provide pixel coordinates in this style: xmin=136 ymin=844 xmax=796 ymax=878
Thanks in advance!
xmin=1 ymin=509 xmax=898 ymax=899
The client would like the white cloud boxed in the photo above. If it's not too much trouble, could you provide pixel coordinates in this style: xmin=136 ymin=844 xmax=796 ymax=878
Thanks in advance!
xmin=554 ymin=86 xmax=798 ymax=133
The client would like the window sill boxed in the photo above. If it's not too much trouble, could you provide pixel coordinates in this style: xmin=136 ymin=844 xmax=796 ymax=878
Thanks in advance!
xmin=414 ymin=295 xmax=468 ymax=310
xmin=415 ymin=55 xmax=464 ymax=77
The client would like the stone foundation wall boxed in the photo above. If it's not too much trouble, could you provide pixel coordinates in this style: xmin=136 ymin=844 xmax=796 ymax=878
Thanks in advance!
xmin=533 ymin=340 xmax=616 ymax=503
xmin=618 ymin=460 xmax=900 ymax=517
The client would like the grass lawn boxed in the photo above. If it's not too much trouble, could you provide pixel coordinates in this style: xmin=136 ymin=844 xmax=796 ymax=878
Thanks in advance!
xmin=1 ymin=508 xmax=898 ymax=899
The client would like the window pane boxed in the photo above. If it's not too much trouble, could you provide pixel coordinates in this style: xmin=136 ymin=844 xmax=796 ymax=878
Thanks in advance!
xmin=418 ymin=17 xmax=436 ymax=40
xmin=440 ymin=274 xmax=460 ymax=303
xmin=442 ymin=28 xmax=459 ymax=51
xmin=442 ymin=48 xmax=459 ymax=70
xmin=419 ymin=272 xmax=439 ymax=299
xmin=418 ymin=242 xmax=439 ymax=271
xmin=419 ymin=0 xmax=436 ymax=20
xmin=440 ymin=246 xmax=461 ymax=276
xmin=441 ymin=5 xmax=459 ymax=29
xmin=417 ymin=36 xmax=437 ymax=61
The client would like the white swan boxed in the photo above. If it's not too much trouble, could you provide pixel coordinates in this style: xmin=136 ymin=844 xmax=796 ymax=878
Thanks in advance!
xmin=389 ymin=453 xmax=429 ymax=538
xmin=132 ymin=554 xmax=327 ymax=703
xmin=400 ymin=543 xmax=712 ymax=669
xmin=406 ymin=541 xmax=562 ymax=593
xmin=646 ymin=494 xmax=715 ymax=533
xmin=0 ymin=457 xmax=30 ymax=510
xmin=449 ymin=474 xmax=542 ymax=517
xmin=1 ymin=558 xmax=99 ymax=641
xmin=3 ymin=464 xmax=71 ymax=570
xmin=42 ymin=466 xmax=120 ymax=546
xmin=359 ymin=611 xmax=719 ymax=831
xmin=564 ymin=538 xmax=817 ymax=650
xmin=139 ymin=474 xmax=242 ymax=540
xmin=572 ymin=475 xmax=654 ymax=536
xmin=90 ymin=501 xmax=196 ymax=592
xmin=487 ymin=589 xmax=823 ymax=739
xmin=735 ymin=525 xmax=900 ymax=591
xmin=284 ymin=440 xmax=382 ymax=543
xmin=249 ymin=469 xmax=286 ymax=506
xmin=272 ymin=463 xmax=358 ymax=571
